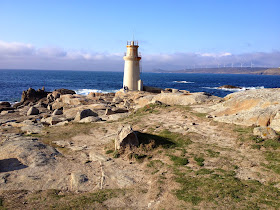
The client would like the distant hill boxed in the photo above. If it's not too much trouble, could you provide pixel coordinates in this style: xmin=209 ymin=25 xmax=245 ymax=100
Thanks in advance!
xmin=151 ymin=67 xmax=280 ymax=75
xmin=260 ymin=68 xmax=280 ymax=75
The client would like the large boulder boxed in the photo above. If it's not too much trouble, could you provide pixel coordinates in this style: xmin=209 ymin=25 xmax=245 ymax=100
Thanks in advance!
xmin=27 ymin=107 xmax=39 ymax=115
xmin=47 ymin=92 xmax=61 ymax=103
xmin=79 ymin=116 xmax=101 ymax=123
xmin=143 ymin=86 xmax=163 ymax=93
xmin=51 ymin=94 xmax=85 ymax=109
xmin=115 ymin=125 xmax=139 ymax=150
xmin=74 ymin=109 xmax=98 ymax=121
xmin=0 ymin=102 xmax=14 ymax=112
xmin=55 ymin=88 xmax=76 ymax=95
xmin=51 ymin=101 xmax=65 ymax=110
xmin=41 ymin=116 xmax=63 ymax=125
xmin=0 ymin=102 xmax=11 ymax=107
xmin=60 ymin=95 xmax=83 ymax=106
xmin=47 ymin=89 xmax=76 ymax=103
xmin=20 ymin=87 xmax=49 ymax=105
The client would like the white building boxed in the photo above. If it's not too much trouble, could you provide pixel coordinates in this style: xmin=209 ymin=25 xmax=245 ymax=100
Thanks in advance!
xmin=123 ymin=40 xmax=143 ymax=91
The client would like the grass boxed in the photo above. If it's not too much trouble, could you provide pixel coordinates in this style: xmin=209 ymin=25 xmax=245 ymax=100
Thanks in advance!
xmin=29 ymin=189 xmax=125 ymax=209
xmin=264 ymin=151 xmax=280 ymax=174
xmin=128 ymin=153 xmax=147 ymax=162
xmin=251 ymin=138 xmax=280 ymax=150
xmin=174 ymin=168 xmax=280 ymax=208
xmin=147 ymin=159 xmax=164 ymax=168
xmin=136 ymin=130 xmax=192 ymax=151
xmin=147 ymin=160 xmax=164 ymax=174
xmin=234 ymin=126 xmax=254 ymax=134
xmin=168 ymin=155 xmax=189 ymax=166
xmin=157 ymin=129 xmax=192 ymax=148
xmin=263 ymin=139 xmax=280 ymax=150
xmin=206 ymin=149 xmax=220 ymax=157
xmin=195 ymin=168 xmax=214 ymax=175
xmin=192 ymin=112 xmax=208 ymax=118
xmin=132 ymin=103 xmax=169 ymax=118
xmin=194 ymin=156 xmax=205 ymax=167
xmin=233 ymin=125 xmax=280 ymax=175
xmin=0 ymin=189 xmax=126 ymax=209
xmin=234 ymin=126 xmax=263 ymax=145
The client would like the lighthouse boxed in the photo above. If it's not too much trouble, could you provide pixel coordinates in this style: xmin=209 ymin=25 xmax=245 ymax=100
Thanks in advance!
xmin=123 ymin=40 xmax=143 ymax=91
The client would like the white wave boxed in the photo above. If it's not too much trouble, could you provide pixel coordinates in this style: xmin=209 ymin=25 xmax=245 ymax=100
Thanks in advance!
xmin=75 ymin=88 xmax=119 ymax=95
xmin=203 ymin=86 xmax=265 ymax=92
xmin=174 ymin=81 xmax=194 ymax=84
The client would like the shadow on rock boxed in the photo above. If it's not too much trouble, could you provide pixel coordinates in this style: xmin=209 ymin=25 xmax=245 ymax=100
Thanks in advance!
xmin=0 ymin=158 xmax=28 ymax=172
xmin=136 ymin=132 xmax=175 ymax=149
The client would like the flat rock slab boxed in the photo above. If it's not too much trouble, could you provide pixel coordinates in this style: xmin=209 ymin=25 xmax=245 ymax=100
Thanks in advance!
xmin=21 ymin=125 xmax=43 ymax=134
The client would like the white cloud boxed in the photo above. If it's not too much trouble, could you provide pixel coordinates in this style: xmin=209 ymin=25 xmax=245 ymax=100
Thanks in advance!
xmin=0 ymin=41 xmax=34 ymax=56
xmin=200 ymin=52 xmax=232 ymax=57
xmin=0 ymin=40 xmax=279 ymax=71
xmin=37 ymin=47 xmax=67 ymax=57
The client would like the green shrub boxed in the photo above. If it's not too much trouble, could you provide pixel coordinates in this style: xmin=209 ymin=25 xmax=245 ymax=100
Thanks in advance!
xmin=194 ymin=156 xmax=205 ymax=167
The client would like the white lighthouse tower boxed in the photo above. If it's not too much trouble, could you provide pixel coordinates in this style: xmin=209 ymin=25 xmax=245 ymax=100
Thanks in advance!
xmin=123 ymin=40 xmax=143 ymax=91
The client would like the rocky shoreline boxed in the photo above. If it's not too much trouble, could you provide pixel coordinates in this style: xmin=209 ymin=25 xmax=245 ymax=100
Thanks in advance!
xmin=0 ymin=86 xmax=280 ymax=209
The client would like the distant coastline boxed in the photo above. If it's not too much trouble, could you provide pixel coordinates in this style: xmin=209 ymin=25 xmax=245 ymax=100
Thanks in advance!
xmin=151 ymin=67 xmax=280 ymax=75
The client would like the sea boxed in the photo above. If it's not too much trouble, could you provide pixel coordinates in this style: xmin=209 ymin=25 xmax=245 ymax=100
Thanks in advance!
xmin=1 ymin=69 xmax=280 ymax=103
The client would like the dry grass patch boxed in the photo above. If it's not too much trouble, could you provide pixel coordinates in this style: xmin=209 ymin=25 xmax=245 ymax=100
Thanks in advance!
xmin=0 ymin=189 xmax=126 ymax=209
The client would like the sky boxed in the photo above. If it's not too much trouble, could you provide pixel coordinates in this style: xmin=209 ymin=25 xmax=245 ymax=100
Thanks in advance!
xmin=0 ymin=0 xmax=279 ymax=71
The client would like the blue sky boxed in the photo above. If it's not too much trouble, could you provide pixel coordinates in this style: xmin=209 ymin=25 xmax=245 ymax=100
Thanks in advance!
xmin=0 ymin=0 xmax=279 ymax=70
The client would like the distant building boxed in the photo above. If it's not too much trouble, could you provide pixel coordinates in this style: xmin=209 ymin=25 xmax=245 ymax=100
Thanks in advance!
xmin=123 ymin=40 xmax=143 ymax=91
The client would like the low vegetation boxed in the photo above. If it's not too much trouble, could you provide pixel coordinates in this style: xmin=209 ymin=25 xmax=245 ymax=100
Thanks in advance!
xmin=0 ymin=189 xmax=126 ymax=209
xmin=168 ymin=155 xmax=189 ymax=166
xmin=174 ymin=169 xmax=280 ymax=208
xmin=234 ymin=125 xmax=280 ymax=177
